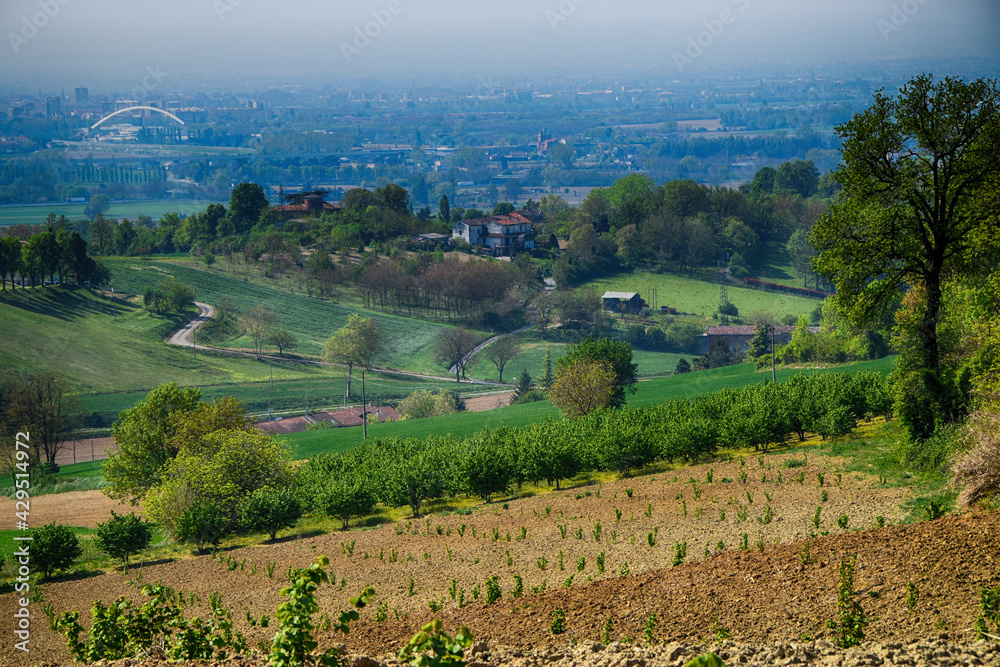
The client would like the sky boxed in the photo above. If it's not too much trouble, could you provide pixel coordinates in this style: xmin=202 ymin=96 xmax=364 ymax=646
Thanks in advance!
xmin=1 ymin=0 xmax=998 ymax=89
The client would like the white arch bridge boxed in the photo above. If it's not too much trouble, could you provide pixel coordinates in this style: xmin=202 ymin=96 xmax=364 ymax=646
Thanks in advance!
xmin=90 ymin=106 xmax=185 ymax=129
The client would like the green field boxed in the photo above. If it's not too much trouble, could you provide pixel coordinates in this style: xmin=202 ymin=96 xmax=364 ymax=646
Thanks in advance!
xmin=103 ymin=258 xmax=471 ymax=375
xmin=0 ymin=200 xmax=226 ymax=226
xmin=0 ymin=286 xmax=487 ymax=424
xmin=284 ymin=356 xmax=897 ymax=459
xmin=464 ymin=336 xmax=687 ymax=383
xmin=582 ymin=269 xmax=824 ymax=320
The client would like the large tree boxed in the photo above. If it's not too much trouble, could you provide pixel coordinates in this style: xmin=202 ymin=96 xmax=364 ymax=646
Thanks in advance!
xmin=483 ymin=335 xmax=522 ymax=384
xmin=227 ymin=182 xmax=269 ymax=234
xmin=323 ymin=315 xmax=386 ymax=439
xmin=811 ymin=75 xmax=1000 ymax=438
xmin=549 ymin=358 xmax=616 ymax=418
xmin=102 ymin=385 xmax=253 ymax=503
xmin=556 ymin=335 xmax=638 ymax=408
xmin=241 ymin=306 xmax=276 ymax=358
xmin=434 ymin=326 xmax=479 ymax=383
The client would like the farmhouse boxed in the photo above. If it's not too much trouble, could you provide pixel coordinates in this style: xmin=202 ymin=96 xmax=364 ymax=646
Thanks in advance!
xmin=451 ymin=212 xmax=536 ymax=257
xmin=698 ymin=325 xmax=820 ymax=355
xmin=602 ymin=291 xmax=644 ymax=313
xmin=274 ymin=193 xmax=341 ymax=219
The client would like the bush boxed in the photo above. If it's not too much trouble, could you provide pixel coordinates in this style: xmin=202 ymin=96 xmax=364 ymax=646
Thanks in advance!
xmin=175 ymin=499 xmax=227 ymax=553
xmin=32 ymin=522 xmax=81 ymax=580
xmin=95 ymin=511 xmax=153 ymax=571
xmin=398 ymin=389 xmax=461 ymax=419
xmin=240 ymin=487 xmax=303 ymax=540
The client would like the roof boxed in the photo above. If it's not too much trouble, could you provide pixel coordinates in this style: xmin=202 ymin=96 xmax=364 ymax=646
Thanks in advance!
xmin=602 ymin=291 xmax=639 ymax=300
xmin=705 ymin=325 xmax=816 ymax=336
xmin=276 ymin=202 xmax=341 ymax=213
xmin=314 ymin=406 xmax=401 ymax=428
xmin=457 ymin=212 xmax=535 ymax=227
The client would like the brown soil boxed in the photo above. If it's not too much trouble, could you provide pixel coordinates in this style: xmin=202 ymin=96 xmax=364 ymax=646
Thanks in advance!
xmin=4 ymin=456 xmax=999 ymax=667
xmin=20 ymin=489 xmax=140 ymax=528
xmin=463 ymin=393 xmax=514 ymax=412
xmin=53 ymin=437 xmax=117 ymax=465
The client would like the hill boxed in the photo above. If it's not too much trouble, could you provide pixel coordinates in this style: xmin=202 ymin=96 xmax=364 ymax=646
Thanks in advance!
xmin=3 ymin=440 xmax=996 ymax=667
xmin=102 ymin=258 xmax=464 ymax=375
xmin=0 ymin=286 xmax=490 ymax=424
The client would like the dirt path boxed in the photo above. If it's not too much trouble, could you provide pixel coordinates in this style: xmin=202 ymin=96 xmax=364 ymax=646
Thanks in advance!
xmin=166 ymin=301 xmax=215 ymax=348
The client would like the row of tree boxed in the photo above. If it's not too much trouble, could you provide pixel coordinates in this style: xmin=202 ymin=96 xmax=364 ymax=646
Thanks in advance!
xmin=0 ymin=227 xmax=106 ymax=289
xmin=294 ymin=368 xmax=891 ymax=524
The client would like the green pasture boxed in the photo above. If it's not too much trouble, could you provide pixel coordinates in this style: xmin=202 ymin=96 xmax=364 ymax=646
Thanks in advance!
xmin=0 ymin=286 xmax=483 ymax=425
xmin=0 ymin=200 xmax=225 ymax=227
xmin=582 ymin=269 xmax=824 ymax=320
xmin=465 ymin=337 xmax=687 ymax=383
xmin=103 ymin=259 xmax=464 ymax=375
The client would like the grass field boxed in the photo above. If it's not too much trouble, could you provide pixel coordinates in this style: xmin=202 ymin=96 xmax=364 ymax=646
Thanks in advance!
xmin=0 ymin=200 xmax=226 ymax=226
xmin=284 ymin=356 xmax=897 ymax=458
xmin=464 ymin=336 xmax=687 ymax=383
xmin=0 ymin=286 xmax=489 ymax=425
xmin=102 ymin=258 xmax=473 ymax=375
xmin=582 ymin=269 xmax=824 ymax=320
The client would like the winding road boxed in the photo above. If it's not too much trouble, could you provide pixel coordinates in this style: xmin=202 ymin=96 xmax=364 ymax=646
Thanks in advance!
xmin=165 ymin=301 xmax=512 ymax=387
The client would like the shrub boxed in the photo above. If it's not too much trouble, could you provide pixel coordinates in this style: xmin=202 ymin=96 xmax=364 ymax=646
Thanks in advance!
xmin=54 ymin=584 xmax=246 ymax=663
xmin=94 ymin=511 xmax=152 ymax=572
xmin=240 ymin=487 xmax=303 ymax=540
xmin=175 ymin=499 xmax=227 ymax=553
xmin=269 ymin=556 xmax=374 ymax=667
xmin=32 ymin=522 xmax=81 ymax=580
xmin=398 ymin=619 xmax=473 ymax=667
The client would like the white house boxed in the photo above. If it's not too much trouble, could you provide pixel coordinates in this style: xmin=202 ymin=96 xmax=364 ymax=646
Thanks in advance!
xmin=452 ymin=212 xmax=536 ymax=257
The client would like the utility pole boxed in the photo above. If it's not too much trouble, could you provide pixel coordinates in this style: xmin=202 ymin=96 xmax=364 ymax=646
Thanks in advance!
xmin=361 ymin=368 xmax=368 ymax=440
xmin=111 ymin=286 xmax=116 ymax=321
xmin=771 ymin=324 xmax=776 ymax=383
xmin=268 ymin=363 xmax=273 ymax=417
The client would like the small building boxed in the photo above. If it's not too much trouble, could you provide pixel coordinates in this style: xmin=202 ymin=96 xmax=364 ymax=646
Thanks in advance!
xmin=451 ymin=212 xmax=535 ymax=257
xmin=410 ymin=232 xmax=453 ymax=248
xmin=274 ymin=193 xmax=341 ymax=218
xmin=602 ymin=291 xmax=644 ymax=313
xmin=698 ymin=325 xmax=820 ymax=355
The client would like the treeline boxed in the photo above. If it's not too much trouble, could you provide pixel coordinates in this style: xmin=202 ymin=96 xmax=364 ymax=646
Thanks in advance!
xmin=0 ymin=225 xmax=106 ymax=289
xmin=357 ymin=254 xmax=536 ymax=324
xmin=296 ymin=369 xmax=891 ymax=521
xmin=553 ymin=162 xmax=834 ymax=287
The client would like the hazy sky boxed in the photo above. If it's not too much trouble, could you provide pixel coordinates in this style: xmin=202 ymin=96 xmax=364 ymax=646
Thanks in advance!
xmin=2 ymin=0 xmax=998 ymax=89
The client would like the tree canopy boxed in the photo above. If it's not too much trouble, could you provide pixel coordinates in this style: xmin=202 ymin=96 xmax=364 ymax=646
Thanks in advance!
xmin=811 ymin=74 xmax=1000 ymax=438
xmin=556 ymin=335 xmax=638 ymax=408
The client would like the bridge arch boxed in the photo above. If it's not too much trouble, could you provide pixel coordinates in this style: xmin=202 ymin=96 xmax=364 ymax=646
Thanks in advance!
xmin=90 ymin=106 xmax=185 ymax=129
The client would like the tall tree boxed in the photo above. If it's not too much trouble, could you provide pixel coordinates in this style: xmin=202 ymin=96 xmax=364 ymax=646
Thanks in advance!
xmin=811 ymin=75 xmax=1000 ymax=439
xmin=103 ymin=385 xmax=253 ymax=503
xmin=88 ymin=215 xmax=113 ymax=255
xmin=434 ymin=326 xmax=479 ymax=383
xmin=240 ymin=307 xmax=277 ymax=358
xmin=0 ymin=236 xmax=23 ymax=290
xmin=556 ymin=335 xmax=638 ymax=408
xmin=323 ymin=315 xmax=386 ymax=438
xmin=227 ymin=182 xmax=269 ymax=234
xmin=438 ymin=194 xmax=451 ymax=224
xmin=484 ymin=335 xmax=522 ymax=384
xmin=549 ymin=358 xmax=616 ymax=418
